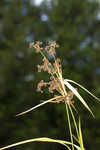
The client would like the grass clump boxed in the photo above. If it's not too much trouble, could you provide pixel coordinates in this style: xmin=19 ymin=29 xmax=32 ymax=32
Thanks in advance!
xmin=0 ymin=41 xmax=99 ymax=150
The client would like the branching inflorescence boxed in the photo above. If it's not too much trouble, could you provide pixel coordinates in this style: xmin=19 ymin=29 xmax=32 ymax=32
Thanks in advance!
xmin=16 ymin=41 xmax=100 ymax=117
xmin=31 ymin=41 xmax=75 ymax=106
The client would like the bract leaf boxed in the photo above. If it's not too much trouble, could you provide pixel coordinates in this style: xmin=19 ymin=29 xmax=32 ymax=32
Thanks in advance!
xmin=64 ymin=80 xmax=94 ymax=117
xmin=64 ymin=79 xmax=100 ymax=102
xmin=16 ymin=96 xmax=62 ymax=116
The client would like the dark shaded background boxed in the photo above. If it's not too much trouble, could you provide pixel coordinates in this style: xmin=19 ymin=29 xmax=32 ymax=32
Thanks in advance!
xmin=0 ymin=0 xmax=100 ymax=150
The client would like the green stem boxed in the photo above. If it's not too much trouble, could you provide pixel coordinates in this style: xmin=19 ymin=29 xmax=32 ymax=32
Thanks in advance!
xmin=68 ymin=105 xmax=79 ymax=139
xmin=66 ymin=104 xmax=74 ymax=150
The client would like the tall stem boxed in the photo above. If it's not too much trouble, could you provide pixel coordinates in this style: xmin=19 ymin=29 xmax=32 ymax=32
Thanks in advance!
xmin=66 ymin=104 xmax=74 ymax=150
xmin=69 ymin=105 xmax=79 ymax=139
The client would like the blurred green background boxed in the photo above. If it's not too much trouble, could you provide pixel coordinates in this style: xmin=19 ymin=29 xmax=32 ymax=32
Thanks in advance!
xmin=0 ymin=0 xmax=100 ymax=150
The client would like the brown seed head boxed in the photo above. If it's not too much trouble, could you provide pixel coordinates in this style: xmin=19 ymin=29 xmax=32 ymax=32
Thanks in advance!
xmin=50 ymin=41 xmax=59 ymax=48
xmin=34 ymin=41 xmax=43 ymax=53
xmin=29 ymin=42 xmax=34 ymax=48
xmin=37 ymin=80 xmax=47 ymax=93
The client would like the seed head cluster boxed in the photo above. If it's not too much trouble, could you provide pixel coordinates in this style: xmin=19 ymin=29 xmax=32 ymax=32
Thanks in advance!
xmin=30 ymin=41 xmax=75 ymax=105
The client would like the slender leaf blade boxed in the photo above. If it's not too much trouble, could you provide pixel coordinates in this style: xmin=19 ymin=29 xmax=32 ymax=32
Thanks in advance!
xmin=16 ymin=96 xmax=62 ymax=116
xmin=64 ymin=79 xmax=100 ymax=102
xmin=0 ymin=137 xmax=81 ymax=150
xmin=64 ymin=80 xmax=94 ymax=117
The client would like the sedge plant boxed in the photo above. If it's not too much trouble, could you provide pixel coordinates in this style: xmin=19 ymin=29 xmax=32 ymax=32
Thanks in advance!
xmin=0 ymin=41 xmax=100 ymax=150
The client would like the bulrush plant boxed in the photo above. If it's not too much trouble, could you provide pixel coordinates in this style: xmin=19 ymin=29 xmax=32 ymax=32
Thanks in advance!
xmin=0 ymin=41 xmax=100 ymax=150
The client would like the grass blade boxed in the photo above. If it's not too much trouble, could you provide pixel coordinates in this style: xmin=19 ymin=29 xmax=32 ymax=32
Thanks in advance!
xmin=64 ymin=79 xmax=100 ymax=102
xmin=16 ymin=96 xmax=62 ymax=116
xmin=64 ymin=80 xmax=94 ymax=117
xmin=0 ymin=137 xmax=81 ymax=150
xmin=78 ymin=119 xmax=85 ymax=150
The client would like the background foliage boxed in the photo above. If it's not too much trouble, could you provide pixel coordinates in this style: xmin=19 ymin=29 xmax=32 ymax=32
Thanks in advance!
xmin=0 ymin=0 xmax=100 ymax=150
